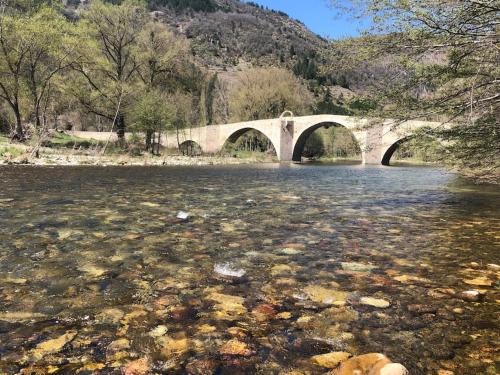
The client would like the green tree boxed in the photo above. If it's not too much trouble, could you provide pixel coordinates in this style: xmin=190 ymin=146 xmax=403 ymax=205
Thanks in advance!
xmin=24 ymin=7 xmax=77 ymax=129
xmin=329 ymin=0 xmax=500 ymax=182
xmin=0 ymin=12 xmax=30 ymax=139
xmin=135 ymin=21 xmax=189 ymax=89
xmin=71 ymin=0 xmax=147 ymax=142
xmin=0 ymin=5 xmax=74 ymax=139
xmin=129 ymin=90 xmax=175 ymax=154
xmin=229 ymin=67 xmax=312 ymax=121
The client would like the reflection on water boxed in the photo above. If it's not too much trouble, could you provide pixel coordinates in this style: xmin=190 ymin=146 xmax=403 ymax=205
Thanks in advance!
xmin=0 ymin=164 xmax=498 ymax=374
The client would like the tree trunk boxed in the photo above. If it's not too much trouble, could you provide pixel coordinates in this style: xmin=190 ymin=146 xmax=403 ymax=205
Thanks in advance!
xmin=116 ymin=112 xmax=125 ymax=146
xmin=156 ymin=131 xmax=161 ymax=155
xmin=12 ymin=108 xmax=24 ymax=141
xmin=145 ymin=129 xmax=153 ymax=152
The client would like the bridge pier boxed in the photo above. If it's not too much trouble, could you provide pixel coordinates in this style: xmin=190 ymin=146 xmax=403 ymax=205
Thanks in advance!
xmin=278 ymin=119 xmax=295 ymax=161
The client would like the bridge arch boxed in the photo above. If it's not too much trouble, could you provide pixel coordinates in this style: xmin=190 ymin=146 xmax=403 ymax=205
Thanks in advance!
xmin=381 ymin=137 xmax=410 ymax=166
xmin=223 ymin=127 xmax=278 ymax=155
xmin=292 ymin=121 xmax=362 ymax=162
xmin=381 ymin=133 xmax=441 ymax=166
xmin=179 ymin=140 xmax=203 ymax=156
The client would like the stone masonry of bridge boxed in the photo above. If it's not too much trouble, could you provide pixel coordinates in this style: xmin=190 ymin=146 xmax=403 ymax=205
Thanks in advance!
xmin=69 ymin=114 xmax=440 ymax=165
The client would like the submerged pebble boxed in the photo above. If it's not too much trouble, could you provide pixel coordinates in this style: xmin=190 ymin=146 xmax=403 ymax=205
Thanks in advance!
xmin=360 ymin=297 xmax=390 ymax=308
xmin=214 ymin=263 xmax=246 ymax=278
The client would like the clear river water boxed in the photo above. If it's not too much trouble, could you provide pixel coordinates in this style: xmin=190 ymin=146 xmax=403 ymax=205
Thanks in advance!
xmin=0 ymin=164 xmax=498 ymax=375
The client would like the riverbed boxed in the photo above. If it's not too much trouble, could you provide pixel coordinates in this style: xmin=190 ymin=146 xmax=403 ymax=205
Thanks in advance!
xmin=0 ymin=164 xmax=498 ymax=374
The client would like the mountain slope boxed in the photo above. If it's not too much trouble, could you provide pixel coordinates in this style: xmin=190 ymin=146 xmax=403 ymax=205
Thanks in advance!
xmin=150 ymin=0 xmax=329 ymax=70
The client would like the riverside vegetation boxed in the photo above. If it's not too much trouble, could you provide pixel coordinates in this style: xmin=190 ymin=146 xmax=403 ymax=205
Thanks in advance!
xmin=0 ymin=0 xmax=497 ymax=182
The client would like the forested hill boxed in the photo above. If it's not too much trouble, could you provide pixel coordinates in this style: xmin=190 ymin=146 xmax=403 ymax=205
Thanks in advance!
xmin=151 ymin=0 xmax=328 ymax=69
xmin=65 ymin=0 xmax=334 ymax=83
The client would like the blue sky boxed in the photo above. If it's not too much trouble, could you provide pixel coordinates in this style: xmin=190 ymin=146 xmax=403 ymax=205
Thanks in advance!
xmin=249 ymin=0 xmax=368 ymax=39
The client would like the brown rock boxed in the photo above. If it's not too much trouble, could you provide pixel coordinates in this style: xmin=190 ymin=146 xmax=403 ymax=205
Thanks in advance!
xmin=186 ymin=358 xmax=218 ymax=374
xmin=227 ymin=327 xmax=248 ymax=338
xmin=121 ymin=358 xmax=150 ymax=375
xmin=251 ymin=303 xmax=277 ymax=321
xmin=407 ymin=304 xmax=437 ymax=314
xmin=328 ymin=353 xmax=408 ymax=375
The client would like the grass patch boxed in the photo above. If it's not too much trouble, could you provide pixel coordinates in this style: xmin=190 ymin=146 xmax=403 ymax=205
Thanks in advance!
xmin=42 ymin=132 xmax=103 ymax=149
xmin=225 ymin=150 xmax=277 ymax=161
xmin=0 ymin=134 xmax=9 ymax=145
xmin=0 ymin=145 xmax=23 ymax=158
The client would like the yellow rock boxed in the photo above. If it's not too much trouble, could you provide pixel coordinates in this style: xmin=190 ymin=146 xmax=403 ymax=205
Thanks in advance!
xmin=297 ymin=316 xmax=313 ymax=324
xmin=360 ymin=297 xmax=390 ymax=308
xmin=57 ymin=229 xmax=78 ymax=240
xmin=276 ymin=312 xmax=292 ymax=319
xmin=274 ymin=278 xmax=297 ymax=286
xmin=219 ymin=339 xmax=252 ymax=356
xmin=271 ymin=264 xmax=293 ymax=275
xmin=197 ymin=324 xmax=217 ymax=334
xmin=96 ymin=308 xmax=124 ymax=324
xmin=303 ymin=285 xmax=348 ymax=305
xmin=77 ymin=264 xmax=107 ymax=278
xmin=77 ymin=363 xmax=105 ymax=373
xmin=141 ymin=202 xmax=160 ymax=207
xmin=149 ymin=325 xmax=168 ymax=337
xmin=108 ymin=338 xmax=130 ymax=351
xmin=464 ymin=277 xmax=493 ymax=286
xmin=30 ymin=330 xmax=77 ymax=361
xmin=0 ymin=311 xmax=46 ymax=322
xmin=157 ymin=336 xmax=190 ymax=357
xmin=312 ymin=352 xmax=351 ymax=368
xmin=393 ymin=274 xmax=431 ymax=283
xmin=221 ymin=222 xmax=236 ymax=232
xmin=207 ymin=292 xmax=247 ymax=320
xmin=2 ymin=277 xmax=28 ymax=284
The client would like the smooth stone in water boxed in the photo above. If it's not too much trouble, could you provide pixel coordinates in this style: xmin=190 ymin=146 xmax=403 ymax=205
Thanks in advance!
xmin=459 ymin=290 xmax=481 ymax=302
xmin=122 ymin=358 xmax=150 ymax=375
xmin=312 ymin=352 xmax=351 ymax=368
xmin=379 ymin=363 xmax=409 ymax=375
xmin=328 ymin=353 xmax=408 ymax=375
xmin=304 ymin=285 xmax=348 ymax=305
xmin=341 ymin=262 xmax=377 ymax=272
xmin=360 ymin=297 xmax=390 ymax=308
xmin=30 ymin=330 xmax=78 ymax=361
xmin=219 ymin=339 xmax=252 ymax=356
xmin=463 ymin=277 xmax=492 ymax=286
xmin=176 ymin=211 xmax=190 ymax=220
xmin=486 ymin=263 xmax=499 ymax=271
xmin=214 ymin=263 xmax=246 ymax=278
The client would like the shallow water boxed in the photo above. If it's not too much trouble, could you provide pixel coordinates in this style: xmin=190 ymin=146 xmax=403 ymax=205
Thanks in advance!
xmin=0 ymin=164 xmax=498 ymax=374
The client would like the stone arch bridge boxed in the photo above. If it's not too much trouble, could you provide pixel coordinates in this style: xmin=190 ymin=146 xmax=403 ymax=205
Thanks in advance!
xmin=163 ymin=114 xmax=440 ymax=165
xmin=69 ymin=114 xmax=440 ymax=164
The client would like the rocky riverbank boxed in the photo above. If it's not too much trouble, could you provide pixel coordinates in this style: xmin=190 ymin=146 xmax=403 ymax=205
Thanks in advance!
xmin=0 ymin=149 xmax=276 ymax=167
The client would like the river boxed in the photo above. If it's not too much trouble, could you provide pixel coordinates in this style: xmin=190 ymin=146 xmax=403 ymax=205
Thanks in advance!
xmin=0 ymin=164 xmax=498 ymax=374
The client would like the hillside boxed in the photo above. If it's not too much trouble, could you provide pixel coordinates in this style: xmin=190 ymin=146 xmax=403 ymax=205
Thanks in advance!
xmin=62 ymin=0 xmax=354 ymax=102
xmin=150 ymin=0 xmax=329 ymax=70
